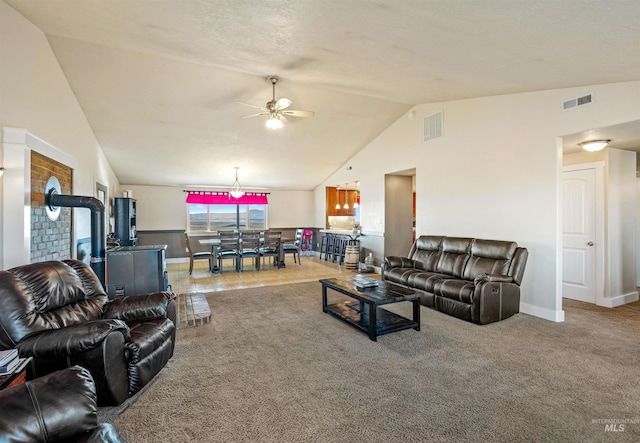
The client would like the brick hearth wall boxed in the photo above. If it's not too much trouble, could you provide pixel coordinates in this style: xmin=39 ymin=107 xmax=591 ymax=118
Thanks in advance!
xmin=30 ymin=151 xmax=73 ymax=262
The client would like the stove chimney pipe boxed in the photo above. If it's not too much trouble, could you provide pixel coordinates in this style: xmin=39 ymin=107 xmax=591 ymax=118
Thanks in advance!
xmin=45 ymin=191 xmax=106 ymax=288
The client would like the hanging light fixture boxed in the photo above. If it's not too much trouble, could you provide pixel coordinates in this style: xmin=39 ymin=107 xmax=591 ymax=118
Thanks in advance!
xmin=335 ymin=185 xmax=341 ymax=210
xmin=343 ymin=183 xmax=349 ymax=210
xmin=265 ymin=115 xmax=283 ymax=129
xmin=353 ymin=181 xmax=359 ymax=208
xmin=229 ymin=167 xmax=245 ymax=199
xmin=578 ymin=139 xmax=610 ymax=152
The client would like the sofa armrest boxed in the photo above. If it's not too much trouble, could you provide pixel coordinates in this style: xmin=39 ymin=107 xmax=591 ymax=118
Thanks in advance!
xmin=103 ymin=292 xmax=176 ymax=322
xmin=472 ymin=277 xmax=521 ymax=324
xmin=0 ymin=366 xmax=123 ymax=442
xmin=16 ymin=320 xmax=129 ymax=358
xmin=473 ymin=273 xmax=514 ymax=285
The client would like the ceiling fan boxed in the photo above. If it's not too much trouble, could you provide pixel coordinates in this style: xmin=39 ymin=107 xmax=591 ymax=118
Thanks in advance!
xmin=238 ymin=76 xmax=315 ymax=129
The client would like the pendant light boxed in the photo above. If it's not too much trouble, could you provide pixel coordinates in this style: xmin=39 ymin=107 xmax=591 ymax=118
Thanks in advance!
xmin=229 ymin=167 xmax=244 ymax=199
xmin=335 ymin=185 xmax=341 ymax=210
xmin=353 ymin=181 xmax=359 ymax=208
xmin=343 ymin=183 xmax=349 ymax=210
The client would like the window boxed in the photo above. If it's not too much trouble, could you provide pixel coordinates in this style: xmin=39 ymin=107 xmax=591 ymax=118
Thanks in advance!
xmin=188 ymin=204 xmax=267 ymax=232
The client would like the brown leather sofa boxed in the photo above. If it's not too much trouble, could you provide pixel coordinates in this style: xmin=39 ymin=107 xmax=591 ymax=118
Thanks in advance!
xmin=0 ymin=366 xmax=124 ymax=442
xmin=0 ymin=260 xmax=176 ymax=405
xmin=381 ymin=236 xmax=528 ymax=324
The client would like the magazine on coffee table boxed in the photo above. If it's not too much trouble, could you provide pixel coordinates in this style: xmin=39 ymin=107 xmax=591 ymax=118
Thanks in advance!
xmin=353 ymin=274 xmax=379 ymax=290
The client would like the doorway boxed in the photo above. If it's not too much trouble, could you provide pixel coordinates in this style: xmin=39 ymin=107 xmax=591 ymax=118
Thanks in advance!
xmin=384 ymin=169 xmax=415 ymax=258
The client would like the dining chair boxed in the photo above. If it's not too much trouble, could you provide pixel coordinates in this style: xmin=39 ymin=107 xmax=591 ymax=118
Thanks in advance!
xmin=239 ymin=230 xmax=261 ymax=271
xmin=184 ymin=232 xmax=214 ymax=274
xmin=283 ymin=229 xmax=303 ymax=265
xmin=260 ymin=230 xmax=282 ymax=269
xmin=217 ymin=231 xmax=240 ymax=272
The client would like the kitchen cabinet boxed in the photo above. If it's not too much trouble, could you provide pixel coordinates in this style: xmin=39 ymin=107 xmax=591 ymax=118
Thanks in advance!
xmin=326 ymin=187 xmax=357 ymax=217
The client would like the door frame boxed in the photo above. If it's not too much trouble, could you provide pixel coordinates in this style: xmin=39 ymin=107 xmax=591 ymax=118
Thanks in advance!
xmin=561 ymin=161 xmax=606 ymax=306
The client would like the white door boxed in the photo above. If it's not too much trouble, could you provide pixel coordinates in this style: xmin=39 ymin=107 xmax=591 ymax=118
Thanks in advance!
xmin=562 ymin=168 xmax=596 ymax=303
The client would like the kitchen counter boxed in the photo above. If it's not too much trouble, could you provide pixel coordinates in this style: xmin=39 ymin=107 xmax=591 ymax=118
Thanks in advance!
xmin=319 ymin=229 xmax=362 ymax=239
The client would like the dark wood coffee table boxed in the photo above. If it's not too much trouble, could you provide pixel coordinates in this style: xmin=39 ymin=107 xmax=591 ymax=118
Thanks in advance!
xmin=319 ymin=277 xmax=420 ymax=341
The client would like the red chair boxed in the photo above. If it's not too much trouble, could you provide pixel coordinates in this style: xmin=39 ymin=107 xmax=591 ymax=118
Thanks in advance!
xmin=301 ymin=229 xmax=313 ymax=256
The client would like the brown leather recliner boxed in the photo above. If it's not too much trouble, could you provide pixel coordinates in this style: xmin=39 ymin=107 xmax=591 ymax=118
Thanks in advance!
xmin=0 ymin=260 xmax=176 ymax=405
xmin=0 ymin=366 xmax=124 ymax=442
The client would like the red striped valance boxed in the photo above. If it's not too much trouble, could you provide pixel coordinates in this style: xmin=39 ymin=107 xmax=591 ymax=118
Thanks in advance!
xmin=185 ymin=191 xmax=269 ymax=205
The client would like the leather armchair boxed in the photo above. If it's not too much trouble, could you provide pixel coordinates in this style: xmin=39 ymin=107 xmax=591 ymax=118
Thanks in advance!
xmin=0 ymin=260 xmax=176 ymax=405
xmin=0 ymin=365 xmax=124 ymax=442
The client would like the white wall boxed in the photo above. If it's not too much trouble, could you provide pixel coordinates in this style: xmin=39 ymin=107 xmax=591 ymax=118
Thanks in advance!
xmin=606 ymin=148 xmax=637 ymax=303
xmin=0 ymin=1 xmax=119 ymax=268
xmin=637 ymin=178 xmax=640 ymax=287
xmin=123 ymin=185 xmax=316 ymax=231
xmin=315 ymin=81 xmax=640 ymax=322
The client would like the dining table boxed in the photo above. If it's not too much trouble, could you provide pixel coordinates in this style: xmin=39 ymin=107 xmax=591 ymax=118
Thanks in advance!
xmin=199 ymin=234 xmax=294 ymax=272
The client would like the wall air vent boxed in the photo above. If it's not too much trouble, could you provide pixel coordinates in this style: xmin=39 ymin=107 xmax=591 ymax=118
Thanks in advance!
xmin=562 ymin=93 xmax=593 ymax=111
xmin=424 ymin=111 xmax=443 ymax=142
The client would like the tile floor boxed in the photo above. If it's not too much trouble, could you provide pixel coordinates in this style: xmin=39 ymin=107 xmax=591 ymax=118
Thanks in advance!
xmin=167 ymin=253 xmax=359 ymax=294
xmin=169 ymin=253 xmax=373 ymax=328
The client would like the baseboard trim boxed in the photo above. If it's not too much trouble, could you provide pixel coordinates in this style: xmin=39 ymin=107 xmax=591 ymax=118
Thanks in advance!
xmin=600 ymin=291 xmax=639 ymax=308
xmin=520 ymin=302 xmax=565 ymax=322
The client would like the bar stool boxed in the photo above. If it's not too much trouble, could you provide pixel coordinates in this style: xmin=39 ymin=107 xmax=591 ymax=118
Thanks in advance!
xmin=320 ymin=233 xmax=333 ymax=261
xmin=332 ymin=235 xmax=348 ymax=265
xmin=301 ymin=229 xmax=313 ymax=256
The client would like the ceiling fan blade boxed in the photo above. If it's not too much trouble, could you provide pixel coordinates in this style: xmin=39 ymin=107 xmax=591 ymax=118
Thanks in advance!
xmin=281 ymin=109 xmax=315 ymax=118
xmin=241 ymin=112 xmax=269 ymax=118
xmin=236 ymin=101 xmax=267 ymax=111
xmin=274 ymin=98 xmax=292 ymax=110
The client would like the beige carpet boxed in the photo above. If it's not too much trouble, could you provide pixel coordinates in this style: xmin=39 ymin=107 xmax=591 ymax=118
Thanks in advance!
xmin=111 ymin=282 xmax=640 ymax=442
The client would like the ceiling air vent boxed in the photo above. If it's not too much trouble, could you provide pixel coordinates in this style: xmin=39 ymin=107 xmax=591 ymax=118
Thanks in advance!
xmin=424 ymin=111 xmax=443 ymax=142
xmin=562 ymin=93 xmax=593 ymax=111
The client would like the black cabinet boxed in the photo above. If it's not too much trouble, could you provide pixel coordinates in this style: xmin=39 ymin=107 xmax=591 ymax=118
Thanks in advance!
xmin=114 ymin=197 xmax=137 ymax=246
xmin=106 ymin=245 xmax=168 ymax=298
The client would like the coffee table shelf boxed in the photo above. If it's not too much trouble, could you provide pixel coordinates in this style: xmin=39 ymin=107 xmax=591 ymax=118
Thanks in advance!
xmin=320 ymin=277 xmax=421 ymax=341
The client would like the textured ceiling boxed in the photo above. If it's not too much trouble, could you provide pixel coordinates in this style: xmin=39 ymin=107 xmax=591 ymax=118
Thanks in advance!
xmin=5 ymin=0 xmax=640 ymax=189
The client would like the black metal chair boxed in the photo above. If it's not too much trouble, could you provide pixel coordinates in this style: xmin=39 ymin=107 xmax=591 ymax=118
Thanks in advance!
xmin=184 ymin=232 xmax=213 ymax=274
xmin=283 ymin=229 xmax=303 ymax=265
xmin=260 ymin=230 xmax=282 ymax=269
xmin=239 ymin=231 xmax=261 ymax=271
xmin=217 ymin=231 xmax=240 ymax=272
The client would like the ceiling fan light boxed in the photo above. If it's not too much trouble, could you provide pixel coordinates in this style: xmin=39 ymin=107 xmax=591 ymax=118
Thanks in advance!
xmin=266 ymin=116 xmax=283 ymax=129
xmin=579 ymin=139 xmax=610 ymax=152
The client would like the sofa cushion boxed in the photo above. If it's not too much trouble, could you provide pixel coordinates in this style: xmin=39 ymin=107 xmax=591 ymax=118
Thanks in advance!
xmin=435 ymin=237 xmax=472 ymax=278
xmin=463 ymin=239 xmax=517 ymax=281
xmin=433 ymin=278 xmax=475 ymax=304
xmin=409 ymin=236 xmax=443 ymax=271
xmin=0 ymin=262 xmax=106 ymax=346
xmin=384 ymin=267 xmax=424 ymax=286
xmin=407 ymin=271 xmax=449 ymax=293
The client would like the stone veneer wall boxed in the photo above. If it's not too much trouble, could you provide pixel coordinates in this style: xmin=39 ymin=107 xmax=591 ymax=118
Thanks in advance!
xmin=30 ymin=151 xmax=73 ymax=262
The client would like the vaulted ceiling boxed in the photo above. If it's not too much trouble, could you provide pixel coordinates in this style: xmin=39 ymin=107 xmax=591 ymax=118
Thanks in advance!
xmin=6 ymin=0 xmax=640 ymax=189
